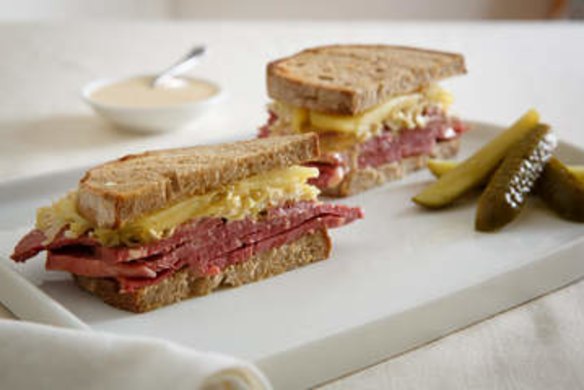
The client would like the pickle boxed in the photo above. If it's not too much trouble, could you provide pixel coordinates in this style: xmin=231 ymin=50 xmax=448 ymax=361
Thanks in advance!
xmin=428 ymin=159 xmax=584 ymax=182
xmin=537 ymin=157 xmax=584 ymax=222
xmin=572 ymin=165 xmax=584 ymax=182
xmin=426 ymin=160 xmax=460 ymax=179
xmin=413 ymin=109 xmax=540 ymax=208
xmin=475 ymin=124 xmax=556 ymax=232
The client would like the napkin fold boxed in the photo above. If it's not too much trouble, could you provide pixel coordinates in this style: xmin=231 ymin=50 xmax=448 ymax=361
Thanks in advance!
xmin=0 ymin=319 xmax=271 ymax=390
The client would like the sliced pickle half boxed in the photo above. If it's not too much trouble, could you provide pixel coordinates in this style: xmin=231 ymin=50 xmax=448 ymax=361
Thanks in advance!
xmin=475 ymin=124 xmax=556 ymax=232
xmin=413 ymin=109 xmax=540 ymax=208
xmin=537 ymin=157 xmax=584 ymax=222
xmin=427 ymin=159 xmax=584 ymax=182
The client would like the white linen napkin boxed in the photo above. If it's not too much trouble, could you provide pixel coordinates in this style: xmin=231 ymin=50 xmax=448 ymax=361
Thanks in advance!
xmin=0 ymin=319 xmax=271 ymax=390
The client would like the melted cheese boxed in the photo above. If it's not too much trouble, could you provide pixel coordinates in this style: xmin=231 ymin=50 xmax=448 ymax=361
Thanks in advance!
xmin=36 ymin=166 xmax=319 ymax=247
xmin=273 ymin=84 xmax=453 ymax=140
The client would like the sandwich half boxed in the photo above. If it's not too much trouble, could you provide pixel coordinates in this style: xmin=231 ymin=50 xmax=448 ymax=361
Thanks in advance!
xmin=259 ymin=44 xmax=468 ymax=196
xmin=11 ymin=134 xmax=362 ymax=312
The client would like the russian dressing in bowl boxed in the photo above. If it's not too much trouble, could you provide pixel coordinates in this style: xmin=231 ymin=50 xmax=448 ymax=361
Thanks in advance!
xmin=82 ymin=75 xmax=224 ymax=134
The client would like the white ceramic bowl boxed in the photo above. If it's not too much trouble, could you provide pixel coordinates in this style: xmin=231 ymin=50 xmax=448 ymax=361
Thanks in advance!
xmin=82 ymin=75 xmax=225 ymax=134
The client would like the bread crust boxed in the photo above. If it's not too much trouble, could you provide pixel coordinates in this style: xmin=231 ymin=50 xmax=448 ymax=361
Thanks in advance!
xmin=74 ymin=228 xmax=332 ymax=313
xmin=77 ymin=133 xmax=320 ymax=228
xmin=267 ymin=44 xmax=466 ymax=115
xmin=322 ymin=138 xmax=460 ymax=197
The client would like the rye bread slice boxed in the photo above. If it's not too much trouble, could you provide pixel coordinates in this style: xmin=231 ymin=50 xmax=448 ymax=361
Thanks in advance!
xmin=322 ymin=138 xmax=460 ymax=197
xmin=267 ymin=44 xmax=466 ymax=115
xmin=77 ymin=133 xmax=319 ymax=228
xmin=74 ymin=228 xmax=331 ymax=313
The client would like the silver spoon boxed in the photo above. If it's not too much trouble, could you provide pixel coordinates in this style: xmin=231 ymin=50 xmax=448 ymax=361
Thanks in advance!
xmin=151 ymin=46 xmax=206 ymax=88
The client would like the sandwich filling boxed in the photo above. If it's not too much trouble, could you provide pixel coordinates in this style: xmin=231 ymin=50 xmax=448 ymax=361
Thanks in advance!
xmin=12 ymin=166 xmax=363 ymax=293
xmin=260 ymin=84 xmax=467 ymax=191
xmin=36 ymin=166 xmax=320 ymax=247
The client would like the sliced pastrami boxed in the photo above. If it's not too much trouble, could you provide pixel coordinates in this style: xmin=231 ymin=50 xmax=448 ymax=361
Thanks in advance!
xmin=12 ymin=202 xmax=360 ymax=264
xmin=12 ymin=201 xmax=363 ymax=292
xmin=11 ymin=229 xmax=46 ymax=262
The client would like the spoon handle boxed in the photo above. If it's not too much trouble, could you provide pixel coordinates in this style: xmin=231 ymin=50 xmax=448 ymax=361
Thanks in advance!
xmin=152 ymin=46 xmax=206 ymax=87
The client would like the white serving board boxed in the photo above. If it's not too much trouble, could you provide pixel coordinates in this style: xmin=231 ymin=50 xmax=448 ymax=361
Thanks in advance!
xmin=1 ymin=122 xmax=583 ymax=390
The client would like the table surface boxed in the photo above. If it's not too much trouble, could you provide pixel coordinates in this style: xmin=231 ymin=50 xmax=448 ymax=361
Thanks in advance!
xmin=0 ymin=21 xmax=583 ymax=389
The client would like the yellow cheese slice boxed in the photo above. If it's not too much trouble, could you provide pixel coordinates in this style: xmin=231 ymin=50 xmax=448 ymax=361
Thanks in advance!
xmin=277 ymin=84 xmax=453 ymax=140
xmin=36 ymin=166 xmax=319 ymax=246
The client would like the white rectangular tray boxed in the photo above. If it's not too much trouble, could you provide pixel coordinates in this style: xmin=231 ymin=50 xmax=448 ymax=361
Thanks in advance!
xmin=1 ymin=122 xmax=583 ymax=389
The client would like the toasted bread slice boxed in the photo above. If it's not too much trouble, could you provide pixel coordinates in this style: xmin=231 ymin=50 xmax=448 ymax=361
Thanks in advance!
xmin=267 ymin=44 xmax=466 ymax=115
xmin=78 ymin=134 xmax=319 ymax=228
xmin=323 ymin=139 xmax=460 ymax=197
xmin=74 ymin=228 xmax=331 ymax=312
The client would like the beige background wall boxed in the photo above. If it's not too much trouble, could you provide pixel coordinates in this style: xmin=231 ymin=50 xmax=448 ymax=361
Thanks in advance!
xmin=0 ymin=0 xmax=171 ymax=19
xmin=0 ymin=0 xmax=554 ymax=20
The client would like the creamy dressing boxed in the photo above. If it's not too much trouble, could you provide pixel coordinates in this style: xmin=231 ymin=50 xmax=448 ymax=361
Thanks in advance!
xmin=90 ymin=76 xmax=218 ymax=108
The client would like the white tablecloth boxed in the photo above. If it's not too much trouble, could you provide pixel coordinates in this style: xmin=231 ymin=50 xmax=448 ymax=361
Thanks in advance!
xmin=0 ymin=21 xmax=583 ymax=389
